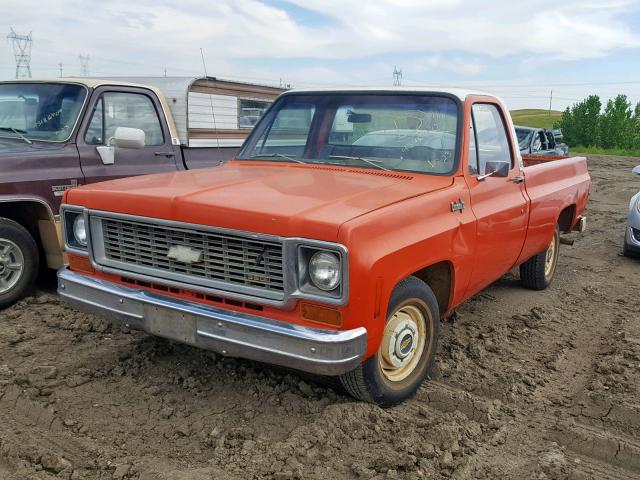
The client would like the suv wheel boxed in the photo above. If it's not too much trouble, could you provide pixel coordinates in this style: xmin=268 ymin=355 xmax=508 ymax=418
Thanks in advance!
xmin=339 ymin=276 xmax=440 ymax=406
xmin=0 ymin=218 xmax=39 ymax=309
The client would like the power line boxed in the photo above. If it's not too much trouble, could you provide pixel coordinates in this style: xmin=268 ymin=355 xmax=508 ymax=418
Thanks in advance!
xmin=7 ymin=27 xmax=33 ymax=79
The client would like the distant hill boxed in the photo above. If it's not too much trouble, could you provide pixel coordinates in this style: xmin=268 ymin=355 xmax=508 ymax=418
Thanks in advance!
xmin=510 ymin=109 xmax=563 ymax=129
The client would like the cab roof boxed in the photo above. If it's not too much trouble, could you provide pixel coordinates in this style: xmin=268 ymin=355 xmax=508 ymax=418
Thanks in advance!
xmin=283 ymin=86 xmax=495 ymax=101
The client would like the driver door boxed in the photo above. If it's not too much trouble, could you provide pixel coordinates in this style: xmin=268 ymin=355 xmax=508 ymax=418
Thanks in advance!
xmin=76 ymin=86 xmax=178 ymax=185
xmin=464 ymin=102 xmax=529 ymax=296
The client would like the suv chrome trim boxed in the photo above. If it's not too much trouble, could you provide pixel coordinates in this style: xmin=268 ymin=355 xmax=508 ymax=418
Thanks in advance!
xmin=58 ymin=269 xmax=365 ymax=375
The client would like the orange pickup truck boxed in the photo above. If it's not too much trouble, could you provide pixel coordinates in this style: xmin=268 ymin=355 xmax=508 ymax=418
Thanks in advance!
xmin=57 ymin=88 xmax=590 ymax=405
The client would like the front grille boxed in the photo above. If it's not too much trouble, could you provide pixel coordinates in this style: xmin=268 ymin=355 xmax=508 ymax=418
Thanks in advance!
xmin=96 ymin=216 xmax=284 ymax=295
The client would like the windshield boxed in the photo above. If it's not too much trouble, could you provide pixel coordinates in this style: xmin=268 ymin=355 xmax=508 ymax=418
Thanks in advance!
xmin=0 ymin=83 xmax=87 ymax=142
xmin=515 ymin=127 xmax=534 ymax=150
xmin=238 ymin=93 xmax=460 ymax=175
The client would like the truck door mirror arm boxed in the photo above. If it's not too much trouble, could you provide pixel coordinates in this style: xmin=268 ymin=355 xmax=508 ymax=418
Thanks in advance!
xmin=477 ymin=161 xmax=510 ymax=181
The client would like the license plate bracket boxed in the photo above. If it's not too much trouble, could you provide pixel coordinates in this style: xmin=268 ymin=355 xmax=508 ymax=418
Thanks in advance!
xmin=146 ymin=306 xmax=197 ymax=345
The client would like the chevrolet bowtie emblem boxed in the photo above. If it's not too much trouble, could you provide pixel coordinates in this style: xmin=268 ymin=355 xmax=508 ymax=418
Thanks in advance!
xmin=167 ymin=245 xmax=203 ymax=264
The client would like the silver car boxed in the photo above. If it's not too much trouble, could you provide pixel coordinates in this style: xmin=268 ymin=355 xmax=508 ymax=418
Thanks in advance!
xmin=624 ymin=165 xmax=640 ymax=257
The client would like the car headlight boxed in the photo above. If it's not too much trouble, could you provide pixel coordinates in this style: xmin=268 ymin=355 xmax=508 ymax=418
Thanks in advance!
xmin=73 ymin=215 xmax=87 ymax=247
xmin=636 ymin=196 xmax=640 ymax=213
xmin=308 ymin=251 xmax=341 ymax=291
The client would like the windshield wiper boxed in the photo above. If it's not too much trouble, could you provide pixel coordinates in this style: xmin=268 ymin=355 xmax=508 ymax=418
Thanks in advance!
xmin=0 ymin=126 xmax=32 ymax=145
xmin=250 ymin=153 xmax=307 ymax=164
xmin=328 ymin=155 xmax=390 ymax=171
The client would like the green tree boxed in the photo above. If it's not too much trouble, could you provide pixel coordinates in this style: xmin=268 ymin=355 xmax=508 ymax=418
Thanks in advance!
xmin=599 ymin=94 xmax=633 ymax=149
xmin=557 ymin=95 xmax=601 ymax=147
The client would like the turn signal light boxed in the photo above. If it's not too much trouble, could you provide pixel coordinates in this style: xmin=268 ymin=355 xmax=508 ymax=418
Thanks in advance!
xmin=67 ymin=253 xmax=95 ymax=274
xmin=301 ymin=303 xmax=343 ymax=327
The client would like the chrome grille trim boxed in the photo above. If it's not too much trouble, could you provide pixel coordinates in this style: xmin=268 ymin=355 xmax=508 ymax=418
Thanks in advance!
xmin=78 ymin=209 xmax=349 ymax=308
xmin=90 ymin=214 xmax=285 ymax=301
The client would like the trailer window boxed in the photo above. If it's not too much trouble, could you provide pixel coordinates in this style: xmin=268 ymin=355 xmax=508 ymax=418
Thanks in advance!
xmin=84 ymin=92 xmax=164 ymax=146
xmin=239 ymin=99 xmax=271 ymax=128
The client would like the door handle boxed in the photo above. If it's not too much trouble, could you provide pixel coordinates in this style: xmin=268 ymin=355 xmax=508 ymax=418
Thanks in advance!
xmin=154 ymin=151 xmax=175 ymax=157
xmin=510 ymin=175 xmax=525 ymax=183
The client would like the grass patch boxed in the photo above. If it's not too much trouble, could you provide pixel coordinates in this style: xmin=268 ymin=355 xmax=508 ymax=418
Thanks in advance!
xmin=510 ymin=109 xmax=562 ymax=129
xmin=571 ymin=146 xmax=640 ymax=158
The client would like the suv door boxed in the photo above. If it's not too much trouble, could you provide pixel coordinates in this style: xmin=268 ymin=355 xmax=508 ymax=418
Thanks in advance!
xmin=464 ymin=102 xmax=529 ymax=295
xmin=76 ymin=87 xmax=178 ymax=184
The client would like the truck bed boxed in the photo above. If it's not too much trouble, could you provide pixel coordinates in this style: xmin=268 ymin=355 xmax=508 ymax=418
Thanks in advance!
xmin=517 ymin=155 xmax=590 ymax=263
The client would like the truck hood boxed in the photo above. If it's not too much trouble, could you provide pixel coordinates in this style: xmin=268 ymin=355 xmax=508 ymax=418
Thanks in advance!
xmin=66 ymin=161 xmax=453 ymax=241
xmin=0 ymin=137 xmax=64 ymax=156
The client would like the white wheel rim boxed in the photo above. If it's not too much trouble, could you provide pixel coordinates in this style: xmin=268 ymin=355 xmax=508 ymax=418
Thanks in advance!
xmin=0 ymin=239 xmax=25 ymax=294
xmin=544 ymin=233 xmax=558 ymax=278
xmin=379 ymin=304 xmax=428 ymax=382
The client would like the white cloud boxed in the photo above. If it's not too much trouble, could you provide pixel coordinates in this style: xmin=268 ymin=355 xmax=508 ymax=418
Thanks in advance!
xmin=0 ymin=0 xmax=639 ymax=111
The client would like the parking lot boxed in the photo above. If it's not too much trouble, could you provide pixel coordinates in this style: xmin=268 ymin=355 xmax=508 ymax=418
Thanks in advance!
xmin=1 ymin=153 xmax=639 ymax=480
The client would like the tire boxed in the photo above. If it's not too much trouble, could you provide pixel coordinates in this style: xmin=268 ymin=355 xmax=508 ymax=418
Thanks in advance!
xmin=0 ymin=218 xmax=39 ymax=309
xmin=339 ymin=276 xmax=440 ymax=406
xmin=520 ymin=226 xmax=559 ymax=290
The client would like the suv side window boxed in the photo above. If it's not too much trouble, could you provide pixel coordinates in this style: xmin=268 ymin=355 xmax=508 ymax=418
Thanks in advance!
xmin=84 ymin=92 xmax=164 ymax=146
xmin=471 ymin=104 xmax=512 ymax=174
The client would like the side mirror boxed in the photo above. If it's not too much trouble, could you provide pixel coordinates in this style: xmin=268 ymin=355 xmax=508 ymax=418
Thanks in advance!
xmin=95 ymin=127 xmax=146 ymax=165
xmin=113 ymin=127 xmax=145 ymax=149
xmin=633 ymin=165 xmax=640 ymax=175
xmin=478 ymin=161 xmax=509 ymax=181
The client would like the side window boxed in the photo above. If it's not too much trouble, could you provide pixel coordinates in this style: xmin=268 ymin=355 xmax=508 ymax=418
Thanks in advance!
xmin=468 ymin=118 xmax=478 ymax=174
xmin=471 ymin=104 xmax=512 ymax=174
xmin=84 ymin=92 xmax=164 ymax=146
xmin=238 ymin=99 xmax=271 ymax=127
xmin=84 ymin=97 xmax=104 ymax=145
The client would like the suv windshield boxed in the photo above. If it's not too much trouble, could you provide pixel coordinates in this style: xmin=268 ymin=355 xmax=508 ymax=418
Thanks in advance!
xmin=0 ymin=83 xmax=87 ymax=142
xmin=238 ymin=93 xmax=460 ymax=175
xmin=515 ymin=127 xmax=534 ymax=150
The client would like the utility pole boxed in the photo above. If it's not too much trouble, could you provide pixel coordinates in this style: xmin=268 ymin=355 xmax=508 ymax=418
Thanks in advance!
xmin=393 ymin=66 xmax=403 ymax=87
xmin=78 ymin=54 xmax=90 ymax=76
xmin=58 ymin=63 xmax=63 ymax=77
xmin=7 ymin=28 xmax=33 ymax=79
xmin=549 ymin=89 xmax=553 ymax=116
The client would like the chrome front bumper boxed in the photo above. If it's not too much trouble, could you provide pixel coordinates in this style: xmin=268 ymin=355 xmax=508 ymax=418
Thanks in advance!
xmin=57 ymin=269 xmax=367 ymax=375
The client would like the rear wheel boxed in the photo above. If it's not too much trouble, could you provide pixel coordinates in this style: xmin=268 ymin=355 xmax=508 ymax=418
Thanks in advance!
xmin=339 ymin=276 xmax=439 ymax=406
xmin=520 ymin=227 xmax=559 ymax=290
xmin=0 ymin=218 xmax=39 ymax=309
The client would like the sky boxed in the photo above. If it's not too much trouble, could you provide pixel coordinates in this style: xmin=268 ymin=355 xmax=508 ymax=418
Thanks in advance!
xmin=2 ymin=0 xmax=640 ymax=110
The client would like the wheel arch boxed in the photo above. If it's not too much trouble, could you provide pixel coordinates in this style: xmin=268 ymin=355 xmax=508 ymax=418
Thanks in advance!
xmin=408 ymin=260 xmax=453 ymax=317
xmin=0 ymin=197 xmax=62 ymax=269
xmin=557 ymin=204 xmax=576 ymax=233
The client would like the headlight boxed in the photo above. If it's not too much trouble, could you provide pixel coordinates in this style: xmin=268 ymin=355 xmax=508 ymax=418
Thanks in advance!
xmin=308 ymin=251 xmax=341 ymax=291
xmin=636 ymin=196 xmax=640 ymax=213
xmin=73 ymin=215 xmax=87 ymax=246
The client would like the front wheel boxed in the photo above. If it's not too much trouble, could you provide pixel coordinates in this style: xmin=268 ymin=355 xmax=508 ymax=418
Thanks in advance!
xmin=0 ymin=218 xmax=39 ymax=309
xmin=520 ymin=226 xmax=559 ymax=290
xmin=339 ymin=276 xmax=440 ymax=406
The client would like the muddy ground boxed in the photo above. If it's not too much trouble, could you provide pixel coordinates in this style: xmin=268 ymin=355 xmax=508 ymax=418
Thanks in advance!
xmin=1 ymin=154 xmax=639 ymax=480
